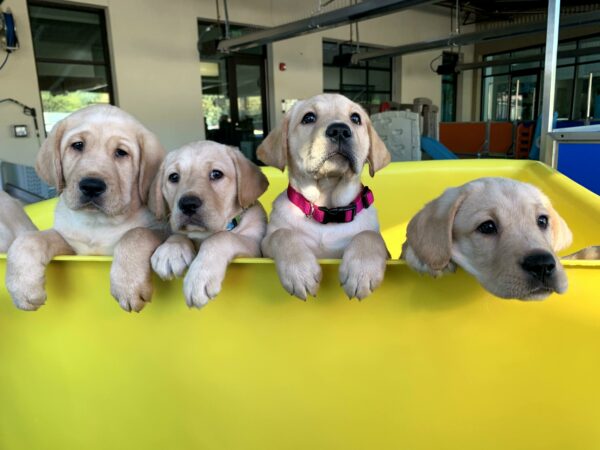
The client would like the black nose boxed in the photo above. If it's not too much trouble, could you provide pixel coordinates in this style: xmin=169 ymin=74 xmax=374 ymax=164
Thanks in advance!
xmin=178 ymin=195 xmax=202 ymax=216
xmin=79 ymin=177 xmax=106 ymax=198
xmin=325 ymin=123 xmax=352 ymax=142
xmin=521 ymin=252 xmax=556 ymax=281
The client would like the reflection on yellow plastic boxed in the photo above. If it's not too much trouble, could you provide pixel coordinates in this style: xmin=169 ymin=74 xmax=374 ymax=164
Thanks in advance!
xmin=0 ymin=160 xmax=599 ymax=450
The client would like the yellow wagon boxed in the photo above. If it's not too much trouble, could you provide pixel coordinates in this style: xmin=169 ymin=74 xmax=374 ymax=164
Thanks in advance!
xmin=1 ymin=160 xmax=599 ymax=450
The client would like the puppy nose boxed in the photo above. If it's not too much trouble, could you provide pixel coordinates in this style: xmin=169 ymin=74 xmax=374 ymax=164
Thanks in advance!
xmin=326 ymin=123 xmax=352 ymax=141
xmin=178 ymin=195 xmax=202 ymax=216
xmin=521 ymin=252 xmax=556 ymax=281
xmin=79 ymin=177 xmax=106 ymax=198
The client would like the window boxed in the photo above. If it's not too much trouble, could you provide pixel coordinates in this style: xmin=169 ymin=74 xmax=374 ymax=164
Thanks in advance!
xmin=323 ymin=41 xmax=392 ymax=105
xmin=481 ymin=34 xmax=600 ymax=122
xmin=28 ymin=2 xmax=113 ymax=133
xmin=198 ymin=21 xmax=268 ymax=162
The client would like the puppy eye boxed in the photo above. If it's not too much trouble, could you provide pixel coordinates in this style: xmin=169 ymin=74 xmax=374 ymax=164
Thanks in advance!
xmin=477 ymin=220 xmax=498 ymax=235
xmin=301 ymin=112 xmax=317 ymax=124
xmin=537 ymin=215 xmax=549 ymax=229
xmin=115 ymin=149 xmax=128 ymax=158
xmin=350 ymin=113 xmax=362 ymax=125
xmin=71 ymin=141 xmax=84 ymax=151
xmin=168 ymin=173 xmax=180 ymax=183
xmin=209 ymin=169 xmax=223 ymax=181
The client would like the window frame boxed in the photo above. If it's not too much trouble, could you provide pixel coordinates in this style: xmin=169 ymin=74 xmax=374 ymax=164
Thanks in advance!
xmin=28 ymin=0 xmax=115 ymax=134
xmin=322 ymin=39 xmax=393 ymax=104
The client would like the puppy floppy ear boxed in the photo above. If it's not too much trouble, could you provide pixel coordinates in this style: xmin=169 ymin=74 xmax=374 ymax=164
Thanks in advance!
xmin=228 ymin=146 xmax=269 ymax=208
xmin=403 ymin=186 xmax=468 ymax=272
xmin=147 ymin=159 xmax=167 ymax=219
xmin=365 ymin=116 xmax=391 ymax=177
xmin=35 ymin=119 xmax=67 ymax=191
xmin=257 ymin=114 xmax=289 ymax=171
xmin=137 ymin=127 xmax=166 ymax=204
xmin=548 ymin=205 xmax=573 ymax=252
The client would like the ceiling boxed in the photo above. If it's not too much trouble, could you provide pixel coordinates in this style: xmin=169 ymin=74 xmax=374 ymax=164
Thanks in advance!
xmin=435 ymin=0 xmax=600 ymax=24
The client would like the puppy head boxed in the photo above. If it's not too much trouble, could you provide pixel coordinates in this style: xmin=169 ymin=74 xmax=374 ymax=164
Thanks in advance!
xmin=402 ymin=177 xmax=573 ymax=300
xmin=36 ymin=104 xmax=165 ymax=216
xmin=148 ymin=141 xmax=268 ymax=234
xmin=257 ymin=93 xmax=390 ymax=179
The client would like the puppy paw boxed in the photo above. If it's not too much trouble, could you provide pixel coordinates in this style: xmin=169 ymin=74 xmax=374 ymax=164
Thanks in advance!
xmin=110 ymin=265 xmax=153 ymax=313
xmin=183 ymin=257 xmax=227 ymax=308
xmin=6 ymin=245 xmax=48 ymax=311
xmin=340 ymin=234 xmax=387 ymax=300
xmin=151 ymin=238 xmax=195 ymax=280
xmin=275 ymin=252 xmax=322 ymax=300
xmin=6 ymin=273 xmax=47 ymax=311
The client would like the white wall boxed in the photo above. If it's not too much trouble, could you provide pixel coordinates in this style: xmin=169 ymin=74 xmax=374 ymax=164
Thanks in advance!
xmin=0 ymin=0 xmax=471 ymax=167
xmin=0 ymin=0 xmax=44 ymax=166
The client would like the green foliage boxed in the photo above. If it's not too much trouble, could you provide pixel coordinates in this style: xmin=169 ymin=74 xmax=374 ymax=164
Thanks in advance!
xmin=41 ymin=91 xmax=110 ymax=113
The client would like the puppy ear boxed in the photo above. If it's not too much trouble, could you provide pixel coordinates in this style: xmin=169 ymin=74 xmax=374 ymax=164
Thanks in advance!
xmin=257 ymin=114 xmax=289 ymax=171
xmin=548 ymin=205 xmax=573 ymax=252
xmin=137 ymin=127 xmax=166 ymax=204
xmin=404 ymin=186 xmax=468 ymax=272
xmin=365 ymin=116 xmax=391 ymax=177
xmin=228 ymin=146 xmax=269 ymax=208
xmin=147 ymin=159 xmax=167 ymax=219
xmin=35 ymin=119 xmax=67 ymax=191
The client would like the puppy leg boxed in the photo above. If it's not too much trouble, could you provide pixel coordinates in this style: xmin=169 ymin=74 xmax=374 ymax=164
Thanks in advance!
xmin=184 ymin=232 xmax=260 ymax=308
xmin=340 ymin=230 xmax=388 ymax=300
xmin=262 ymin=228 xmax=322 ymax=300
xmin=0 ymin=192 xmax=37 ymax=253
xmin=151 ymin=234 xmax=196 ymax=280
xmin=111 ymin=227 xmax=162 ymax=313
xmin=6 ymin=230 xmax=75 ymax=310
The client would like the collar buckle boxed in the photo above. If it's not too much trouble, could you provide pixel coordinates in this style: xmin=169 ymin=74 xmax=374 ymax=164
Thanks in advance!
xmin=318 ymin=203 xmax=356 ymax=224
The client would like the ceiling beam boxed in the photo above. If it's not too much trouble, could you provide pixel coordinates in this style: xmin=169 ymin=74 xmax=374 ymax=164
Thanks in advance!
xmin=351 ymin=9 xmax=600 ymax=63
xmin=216 ymin=0 xmax=436 ymax=53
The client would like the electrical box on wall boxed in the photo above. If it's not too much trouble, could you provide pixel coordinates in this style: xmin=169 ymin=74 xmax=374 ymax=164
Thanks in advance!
xmin=13 ymin=124 xmax=28 ymax=138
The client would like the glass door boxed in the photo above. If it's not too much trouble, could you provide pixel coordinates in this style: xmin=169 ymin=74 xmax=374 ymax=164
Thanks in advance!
xmin=228 ymin=55 xmax=268 ymax=162
xmin=510 ymin=71 xmax=539 ymax=121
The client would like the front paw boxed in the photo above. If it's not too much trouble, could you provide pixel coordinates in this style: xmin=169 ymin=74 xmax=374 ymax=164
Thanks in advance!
xmin=6 ymin=270 xmax=47 ymax=311
xmin=151 ymin=239 xmax=195 ymax=280
xmin=275 ymin=253 xmax=322 ymax=300
xmin=183 ymin=258 xmax=227 ymax=308
xmin=110 ymin=265 xmax=153 ymax=313
xmin=340 ymin=248 xmax=386 ymax=300
xmin=6 ymin=248 xmax=47 ymax=311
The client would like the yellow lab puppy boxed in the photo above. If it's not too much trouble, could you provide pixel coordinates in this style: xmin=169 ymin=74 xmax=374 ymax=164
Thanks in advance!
xmin=6 ymin=105 xmax=165 ymax=312
xmin=149 ymin=141 xmax=268 ymax=308
xmin=258 ymin=93 xmax=391 ymax=300
xmin=0 ymin=191 xmax=36 ymax=253
xmin=401 ymin=177 xmax=573 ymax=300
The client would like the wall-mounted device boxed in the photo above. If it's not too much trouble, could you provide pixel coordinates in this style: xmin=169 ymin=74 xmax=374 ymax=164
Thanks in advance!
xmin=0 ymin=0 xmax=19 ymax=53
xmin=13 ymin=124 xmax=28 ymax=138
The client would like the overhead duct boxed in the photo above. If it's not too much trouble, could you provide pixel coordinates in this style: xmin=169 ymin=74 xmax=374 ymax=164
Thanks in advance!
xmin=351 ymin=9 xmax=600 ymax=63
xmin=216 ymin=0 xmax=436 ymax=53
xmin=457 ymin=45 xmax=600 ymax=72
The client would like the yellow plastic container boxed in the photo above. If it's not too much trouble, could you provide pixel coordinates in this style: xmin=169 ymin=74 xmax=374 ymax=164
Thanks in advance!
xmin=0 ymin=160 xmax=599 ymax=450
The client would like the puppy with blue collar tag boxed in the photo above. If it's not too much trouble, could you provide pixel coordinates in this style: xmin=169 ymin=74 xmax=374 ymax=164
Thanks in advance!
xmin=258 ymin=93 xmax=391 ymax=300
xmin=149 ymin=140 xmax=269 ymax=308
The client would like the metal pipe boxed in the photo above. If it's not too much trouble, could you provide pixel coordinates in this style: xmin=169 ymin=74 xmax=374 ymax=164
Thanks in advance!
xmin=351 ymin=9 xmax=600 ymax=63
xmin=514 ymin=79 xmax=520 ymax=121
xmin=222 ymin=0 xmax=230 ymax=40
xmin=586 ymin=72 xmax=593 ymax=121
xmin=540 ymin=0 xmax=560 ymax=168
xmin=217 ymin=0 xmax=435 ymax=53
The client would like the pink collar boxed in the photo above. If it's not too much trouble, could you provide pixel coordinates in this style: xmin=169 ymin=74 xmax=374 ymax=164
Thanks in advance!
xmin=287 ymin=184 xmax=374 ymax=224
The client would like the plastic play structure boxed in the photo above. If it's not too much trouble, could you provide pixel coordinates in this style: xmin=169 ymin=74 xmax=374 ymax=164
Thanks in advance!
xmin=0 ymin=160 xmax=599 ymax=450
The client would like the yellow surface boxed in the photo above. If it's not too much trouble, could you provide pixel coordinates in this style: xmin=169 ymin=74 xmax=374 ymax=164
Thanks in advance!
xmin=0 ymin=160 xmax=599 ymax=450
